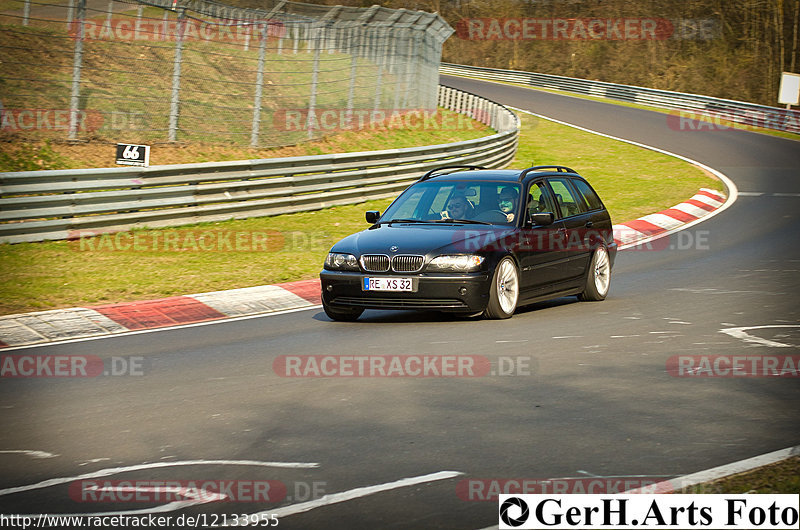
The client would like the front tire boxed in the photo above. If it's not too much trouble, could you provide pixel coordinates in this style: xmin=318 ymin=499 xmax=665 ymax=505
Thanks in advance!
xmin=323 ymin=302 xmax=364 ymax=321
xmin=484 ymin=257 xmax=519 ymax=319
xmin=578 ymin=245 xmax=611 ymax=301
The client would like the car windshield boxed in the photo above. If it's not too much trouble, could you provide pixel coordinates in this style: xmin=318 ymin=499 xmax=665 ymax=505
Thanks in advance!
xmin=381 ymin=180 xmax=522 ymax=225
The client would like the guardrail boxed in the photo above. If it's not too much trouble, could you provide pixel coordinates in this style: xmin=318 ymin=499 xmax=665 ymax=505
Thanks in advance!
xmin=0 ymin=85 xmax=519 ymax=244
xmin=441 ymin=63 xmax=800 ymax=135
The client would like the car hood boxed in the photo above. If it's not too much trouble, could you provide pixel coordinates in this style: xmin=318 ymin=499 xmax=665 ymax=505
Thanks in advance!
xmin=330 ymin=223 xmax=514 ymax=256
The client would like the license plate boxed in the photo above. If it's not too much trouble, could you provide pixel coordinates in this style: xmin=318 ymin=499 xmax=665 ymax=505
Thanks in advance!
xmin=362 ymin=277 xmax=416 ymax=292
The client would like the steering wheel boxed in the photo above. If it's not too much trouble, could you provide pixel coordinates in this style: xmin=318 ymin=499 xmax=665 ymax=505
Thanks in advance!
xmin=473 ymin=210 xmax=510 ymax=223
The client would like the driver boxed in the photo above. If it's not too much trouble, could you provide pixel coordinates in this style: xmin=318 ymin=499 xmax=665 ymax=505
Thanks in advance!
xmin=498 ymin=187 xmax=519 ymax=222
xmin=443 ymin=195 xmax=472 ymax=220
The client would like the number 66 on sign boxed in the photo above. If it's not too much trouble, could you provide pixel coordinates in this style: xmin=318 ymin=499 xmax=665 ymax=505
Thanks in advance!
xmin=115 ymin=143 xmax=150 ymax=167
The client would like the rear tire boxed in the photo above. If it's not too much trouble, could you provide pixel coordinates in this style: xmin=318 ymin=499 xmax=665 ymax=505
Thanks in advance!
xmin=484 ymin=257 xmax=519 ymax=319
xmin=578 ymin=245 xmax=611 ymax=301
xmin=323 ymin=302 xmax=364 ymax=322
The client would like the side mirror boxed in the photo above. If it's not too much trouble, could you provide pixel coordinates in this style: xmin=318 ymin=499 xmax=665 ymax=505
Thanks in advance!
xmin=531 ymin=212 xmax=555 ymax=226
xmin=365 ymin=210 xmax=381 ymax=224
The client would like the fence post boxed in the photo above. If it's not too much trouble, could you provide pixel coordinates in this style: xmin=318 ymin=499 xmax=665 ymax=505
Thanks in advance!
xmin=66 ymin=0 xmax=74 ymax=30
xmin=22 ymin=0 xmax=30 ymax=26
xmin=134 ymin=4 xmax=144 ymax=39
xmin=168 ymin=7 xmax=186 ymax=142
xmin=250 ymin=23 xmax=268 ymax=147
xmin=306 ymin=24 xmax=321 ymax=140
xmin=372 ymin=28 xmax=385 ymax=120
xmin=345 ymin=41 xmax=358 ymax=125
xmin=68 ymin=0 xmax=86 ymax=141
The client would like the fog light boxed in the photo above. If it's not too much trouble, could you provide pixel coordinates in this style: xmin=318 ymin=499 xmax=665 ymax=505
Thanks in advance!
xmin=326 ymin=285 xmax=333 ymax=292
xmin=458 ymin=287 xmax=467 ymax=295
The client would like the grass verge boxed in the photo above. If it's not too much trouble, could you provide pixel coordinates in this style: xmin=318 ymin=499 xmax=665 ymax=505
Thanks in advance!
xmin=0 ymin=114 xmax=724 ymax=315
xmin=681 ymin=457 xmax=800 ymax=494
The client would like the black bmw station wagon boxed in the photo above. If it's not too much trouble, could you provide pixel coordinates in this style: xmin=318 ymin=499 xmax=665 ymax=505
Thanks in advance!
xmin=320 ymin=165 xmax=617 ymax=321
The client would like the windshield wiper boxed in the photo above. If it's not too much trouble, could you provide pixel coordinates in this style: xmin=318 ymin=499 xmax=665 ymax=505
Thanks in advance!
xmin=382 ymin=218 xmax=430 ymax=225
xmin=431 ymin=219 xmax=492 ymax=225
xmin=381 ymin=218 xmax=492 ymax=226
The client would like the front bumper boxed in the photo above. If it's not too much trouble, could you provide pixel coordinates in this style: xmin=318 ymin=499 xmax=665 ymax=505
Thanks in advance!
xmin=320 ymin=270 xmax=491 ymax=312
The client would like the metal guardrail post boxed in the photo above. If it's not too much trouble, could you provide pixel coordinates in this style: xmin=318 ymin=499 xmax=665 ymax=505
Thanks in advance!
xmin=168 ymin=7 xmax=186 ymax=143
xmin=68 ymin=0 xmax=86 ymax=141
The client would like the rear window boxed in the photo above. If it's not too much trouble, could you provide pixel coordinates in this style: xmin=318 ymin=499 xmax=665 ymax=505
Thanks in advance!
xmin=572 ymin=179 xmax=604 ymax=211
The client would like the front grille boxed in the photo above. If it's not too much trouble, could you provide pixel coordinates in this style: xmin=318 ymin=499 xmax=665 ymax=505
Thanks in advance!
xmin=360 ymin=254 xmax=390 ymax=272
xmin=391 ymin=255 xmax=424 ymax=273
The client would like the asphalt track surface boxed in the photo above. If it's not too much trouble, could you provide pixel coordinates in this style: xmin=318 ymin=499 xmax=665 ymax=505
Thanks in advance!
xmin=1 ymin=76 xmax=799 ymax=528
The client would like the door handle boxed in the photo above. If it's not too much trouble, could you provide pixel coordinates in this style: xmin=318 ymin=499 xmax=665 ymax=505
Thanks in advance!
xmin=585 ymin=221 xmax=593 ymax=228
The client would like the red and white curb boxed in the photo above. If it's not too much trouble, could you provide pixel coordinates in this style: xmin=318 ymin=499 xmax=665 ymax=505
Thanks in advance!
xmin=0 ymin=187 xmax=729 ymax=349
xmin=613 ymin=188 xmax=727 ymax=249
xmin=0 ymin=280 xmax=320 ymax=349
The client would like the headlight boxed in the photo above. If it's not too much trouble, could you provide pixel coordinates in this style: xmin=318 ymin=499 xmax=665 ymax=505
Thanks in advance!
xmin=427 ymin=254 xmax=485 ymax=272
xmin=325 ymin=252 xmax=359 ymax=271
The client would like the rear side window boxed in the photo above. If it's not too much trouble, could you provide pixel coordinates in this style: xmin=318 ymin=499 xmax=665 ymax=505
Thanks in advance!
xmin=548 ymin=178 xmax=584 ymax=218
xmin=572 ymin=179 xmax=604 ymax=211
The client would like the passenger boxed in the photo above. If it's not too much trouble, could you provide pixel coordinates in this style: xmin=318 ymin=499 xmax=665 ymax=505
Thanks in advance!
xmin=498 ymin=187 xmax=519 ymax=222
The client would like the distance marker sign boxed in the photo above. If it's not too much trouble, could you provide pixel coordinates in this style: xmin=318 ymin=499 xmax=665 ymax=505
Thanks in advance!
xmin=116 ymin=143 xmax=150 ymax=167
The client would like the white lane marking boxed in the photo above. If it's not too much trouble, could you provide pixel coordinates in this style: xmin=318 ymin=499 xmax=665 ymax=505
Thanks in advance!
xmin=552 ymin=335 xmax=582 ymax=339
xmin=78 ymin=458 xmax=111 ymax=466
xmin=720 ymin=324 xmax=800 ymax=348
xmin=0 ymin=304 xmax=323 ymax=352
xmin=224 ymin=470 xmax=463 ymax=525
xmin=736 ymin=192 xmax=800 ymax=197
xmin=0 ymin=450 xmax=58 ymax=459
xmin=0 ymin=459 xmax=319 ymax=497
xmin=610 ymin=335 xmax=640 ymax=338
xmin=510 ymin=107 xmax=739 ymax=251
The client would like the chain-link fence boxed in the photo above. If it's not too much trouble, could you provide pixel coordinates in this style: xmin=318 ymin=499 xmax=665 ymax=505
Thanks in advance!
xmin=0 ymin=0 xmax=453 ymax=147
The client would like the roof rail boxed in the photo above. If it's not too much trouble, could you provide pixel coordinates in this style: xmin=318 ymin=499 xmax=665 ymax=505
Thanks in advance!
xmin=517 ymin=165 xmax=577 ymax=181
xmin=419 ymin=165 xmax=487 ymax=181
